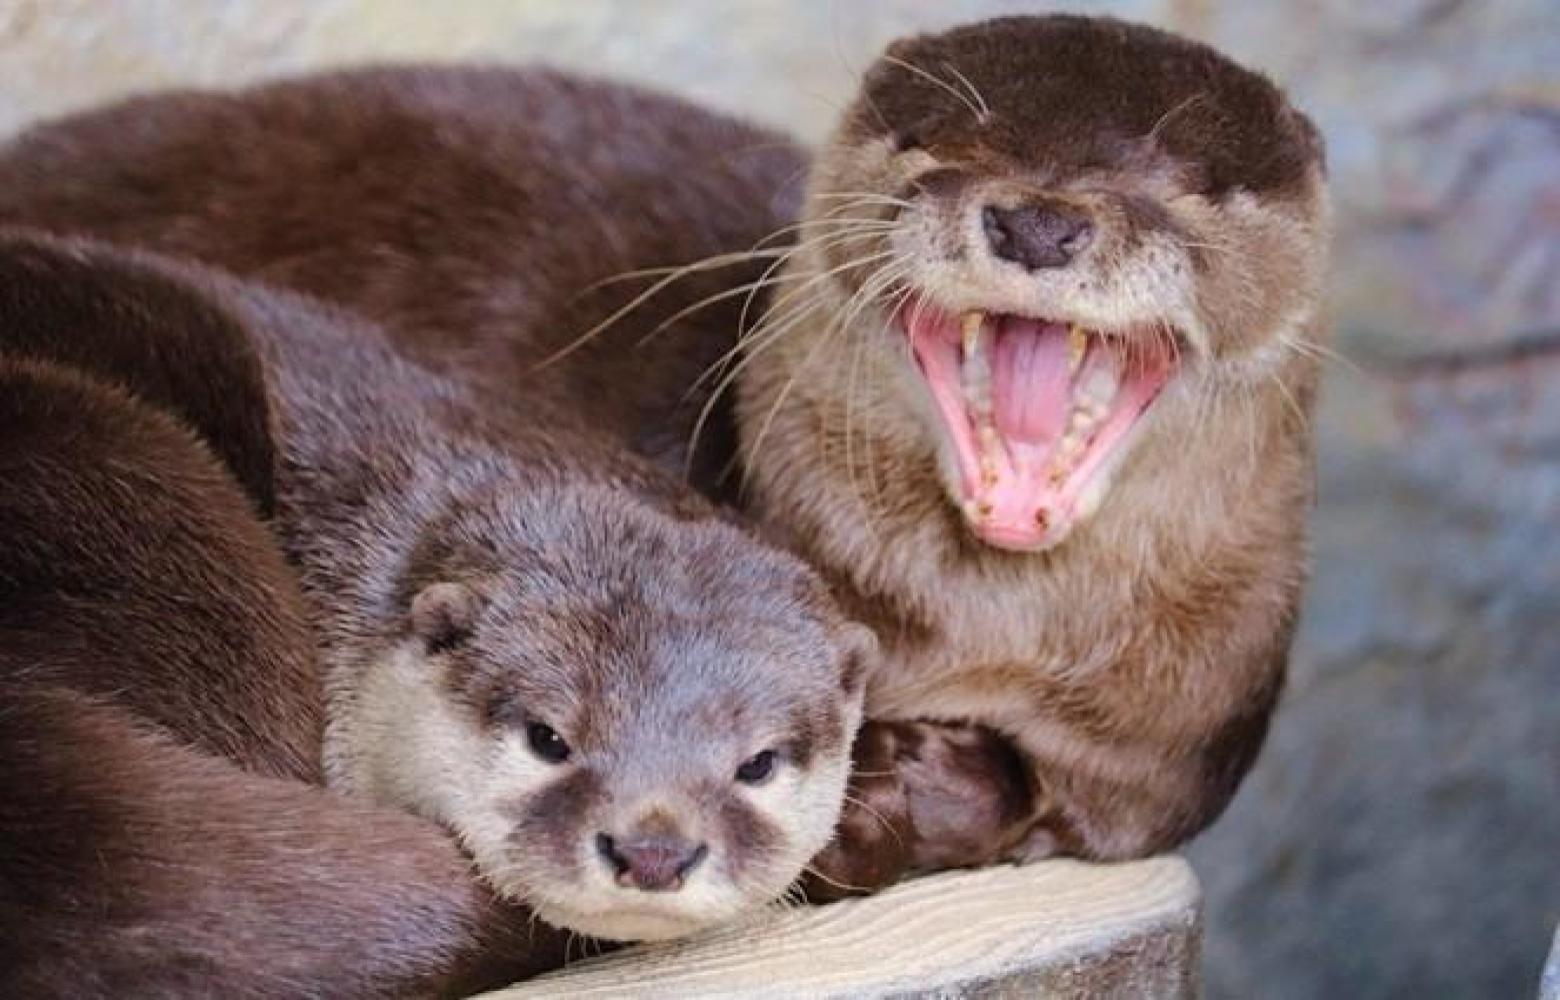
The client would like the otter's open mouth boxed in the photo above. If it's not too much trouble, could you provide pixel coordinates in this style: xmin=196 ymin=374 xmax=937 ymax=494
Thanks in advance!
xmin=902 ymin=305 xmax=1176 ymax=551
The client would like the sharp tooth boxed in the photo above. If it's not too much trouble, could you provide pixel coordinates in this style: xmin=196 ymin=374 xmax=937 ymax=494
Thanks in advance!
xmin=964 ymin=498 xmax=995 ymax=522
xmin=977 ymin=425 xmax=1002 ymax=479
xmin=1068 ymin=324 xmax=1088 ymax=374
xmin=959 ymin=310 xmax=1008 ymax=486
xmin=961 ymin=311 xmax=995 ymax=420
xmin=961 ymin=311 xmax=986 ymax=355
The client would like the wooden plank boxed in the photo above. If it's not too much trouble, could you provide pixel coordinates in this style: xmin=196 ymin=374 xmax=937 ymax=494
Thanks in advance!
xmin=481 ymin=857 xmax=1201 ymax=998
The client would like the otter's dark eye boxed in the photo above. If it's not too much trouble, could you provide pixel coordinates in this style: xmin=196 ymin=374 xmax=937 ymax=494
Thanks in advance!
xmin=526 ymin=722 xmax=571 ymax=764
xmin=736 ymin=749 xmax=778 ymax=785
xmin=892 ymin=129 xmax=924 ymax=153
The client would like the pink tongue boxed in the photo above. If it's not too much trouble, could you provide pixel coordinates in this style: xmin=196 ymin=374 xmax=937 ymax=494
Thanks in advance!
xmin=993 ymin=317 xmax=1073 ymax=445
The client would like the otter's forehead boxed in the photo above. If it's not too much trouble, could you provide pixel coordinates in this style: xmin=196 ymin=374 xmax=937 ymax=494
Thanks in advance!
xmin=852 ymin=14 xmax=1321 ymax=198
xmin=470 ymin=585 xmax=841 ymax=714
xmin=451 ymin=507 xmax=848 ymax=725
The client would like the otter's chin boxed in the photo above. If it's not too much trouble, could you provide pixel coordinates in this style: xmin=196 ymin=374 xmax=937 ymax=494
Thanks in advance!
xmin=532 ymin=900 xmax=715 ymax=943
xmin=901 ymin=302 xmax=1177 ymax=551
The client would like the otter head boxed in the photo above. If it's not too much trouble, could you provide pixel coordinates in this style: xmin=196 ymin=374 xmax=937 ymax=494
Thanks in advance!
xmin=352 ymin=486 xmax=870 ymax=942
xmin=798 ymin=14 xmax=1329 ymax=551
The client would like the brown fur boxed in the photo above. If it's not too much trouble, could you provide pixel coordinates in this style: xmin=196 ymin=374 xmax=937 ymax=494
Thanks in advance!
xmin=0 ymin=69 xmax=869 ymax=923
xmin=0 ymin=232 xmax=566 ymax=997
xmin=0 ymin=22 xmax=1327 ymax=898
xmin=0 ymin=65 xmax=805 ymax=489
xmin=803 ymin=719 xmax=1036 ymax=902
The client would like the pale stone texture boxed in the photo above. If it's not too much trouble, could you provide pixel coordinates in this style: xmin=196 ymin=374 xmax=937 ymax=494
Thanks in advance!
xmin=2 ymin=2 xmax=1555 ymax=997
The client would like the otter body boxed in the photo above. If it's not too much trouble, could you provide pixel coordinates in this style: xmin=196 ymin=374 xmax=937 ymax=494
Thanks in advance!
xmin=0 ymin=65 xmax=804 ymax=484
xmin=739 ymin=15 xmax=1329 ymax=875
xmin=0 ymin=23 xmax=1327 ymax=893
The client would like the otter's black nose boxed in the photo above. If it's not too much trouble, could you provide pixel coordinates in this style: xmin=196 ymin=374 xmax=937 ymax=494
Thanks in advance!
xmin=596 ymin=832 xmax=708 ymax=892
xmin=982 ymin=201 xmax=1093 ymax=270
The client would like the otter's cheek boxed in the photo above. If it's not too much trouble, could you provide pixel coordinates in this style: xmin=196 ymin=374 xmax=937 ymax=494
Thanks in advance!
xmin=784 ymin=754 xmax=860 ymax=874
xmin=715 ymin=784 xmax=790 ymax=885
xmin=485 ymin=760 xmax=603 ymax=891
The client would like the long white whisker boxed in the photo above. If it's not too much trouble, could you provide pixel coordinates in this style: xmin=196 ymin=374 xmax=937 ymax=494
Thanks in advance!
xmin=802 ymin=864 xmax=868 ymax=895
xmin=535 ymin=250 xmax=784 ymax=369
xmin=633 ymin=225 xmax=891 ymax=348
xmin=842 ymin=792 xmax=905 ymax=848
xmin=752 ymin=213 xmax=898 ymax=250
xmin=574 ymin=248 xmax=791 ymax=293
xmin=881 ymin=54 xmax=984 ymax=122
xmin=940 ymin=60 xmax=990 ymax=122
xmin=811 ymin=190 xmax=915 ymax=210
xmin=1146 ymin=92 xmax=1205 ymax=142
xmin=541 ymin=204 xmax=902 ymax=364
xmin=739 ymin=259 xmax=912 ymax=494
xmin=690 ymin=247 xmax=901 ymax=396
xmin=1280 ymin=331 xmax=1361 ymax=376
xmin=679 ymin=249 xmax=901 ymax=480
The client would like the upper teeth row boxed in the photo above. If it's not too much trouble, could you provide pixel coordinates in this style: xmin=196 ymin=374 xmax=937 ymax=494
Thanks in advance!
xmin=960 ymin=311 xmax=1115 ymax=406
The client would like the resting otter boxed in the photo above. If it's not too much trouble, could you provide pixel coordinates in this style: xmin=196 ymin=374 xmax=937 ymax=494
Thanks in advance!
xmin=0 ymin=231 xmax=868 ymax=996
xmin=0 ymin=17 xmax=1329 ymax=892
xmin=240 ymin=245 xmax=868 ymax=943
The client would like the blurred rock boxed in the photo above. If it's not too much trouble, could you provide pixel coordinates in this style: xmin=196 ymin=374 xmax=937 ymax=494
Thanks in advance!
xmin=0 ymin=1 xmax=1555 ymax=997
xmin=1542 ymin=928 xmax=1560 ymax=1000
xmin=1176 ymin=3 xmax=1560 ymax=998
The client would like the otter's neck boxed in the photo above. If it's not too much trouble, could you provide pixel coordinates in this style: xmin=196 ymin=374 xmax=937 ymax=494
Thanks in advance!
xmin=261 ymin=323 xmax=473 ymax=659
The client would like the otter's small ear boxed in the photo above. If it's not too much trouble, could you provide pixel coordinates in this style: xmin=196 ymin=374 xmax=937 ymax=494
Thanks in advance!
xmin=1290 ymin=107 xmax=1327 ymax=174
xmin=882 ymin=36 xmax=918 ymax=62
xmin=410 ymin=582 xmax=483 ymax=654
xmin=838 ymin=623 xmax=879 ymax=698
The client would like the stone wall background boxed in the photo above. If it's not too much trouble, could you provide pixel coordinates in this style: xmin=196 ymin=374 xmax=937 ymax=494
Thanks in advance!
xmin=2 ymin=1 xmax=1555 ymax=996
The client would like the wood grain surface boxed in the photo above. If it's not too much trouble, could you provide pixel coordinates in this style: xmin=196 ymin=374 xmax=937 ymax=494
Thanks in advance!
xmin=483 ymin=857 xmax=1201 ymax=998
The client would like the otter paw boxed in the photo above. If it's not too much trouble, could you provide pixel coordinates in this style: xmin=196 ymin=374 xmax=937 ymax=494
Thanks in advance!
xmin=801 ymin=721 xmax=915 ymax=902
xmin=892 ymin=721 xmax=1037 ymax=871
